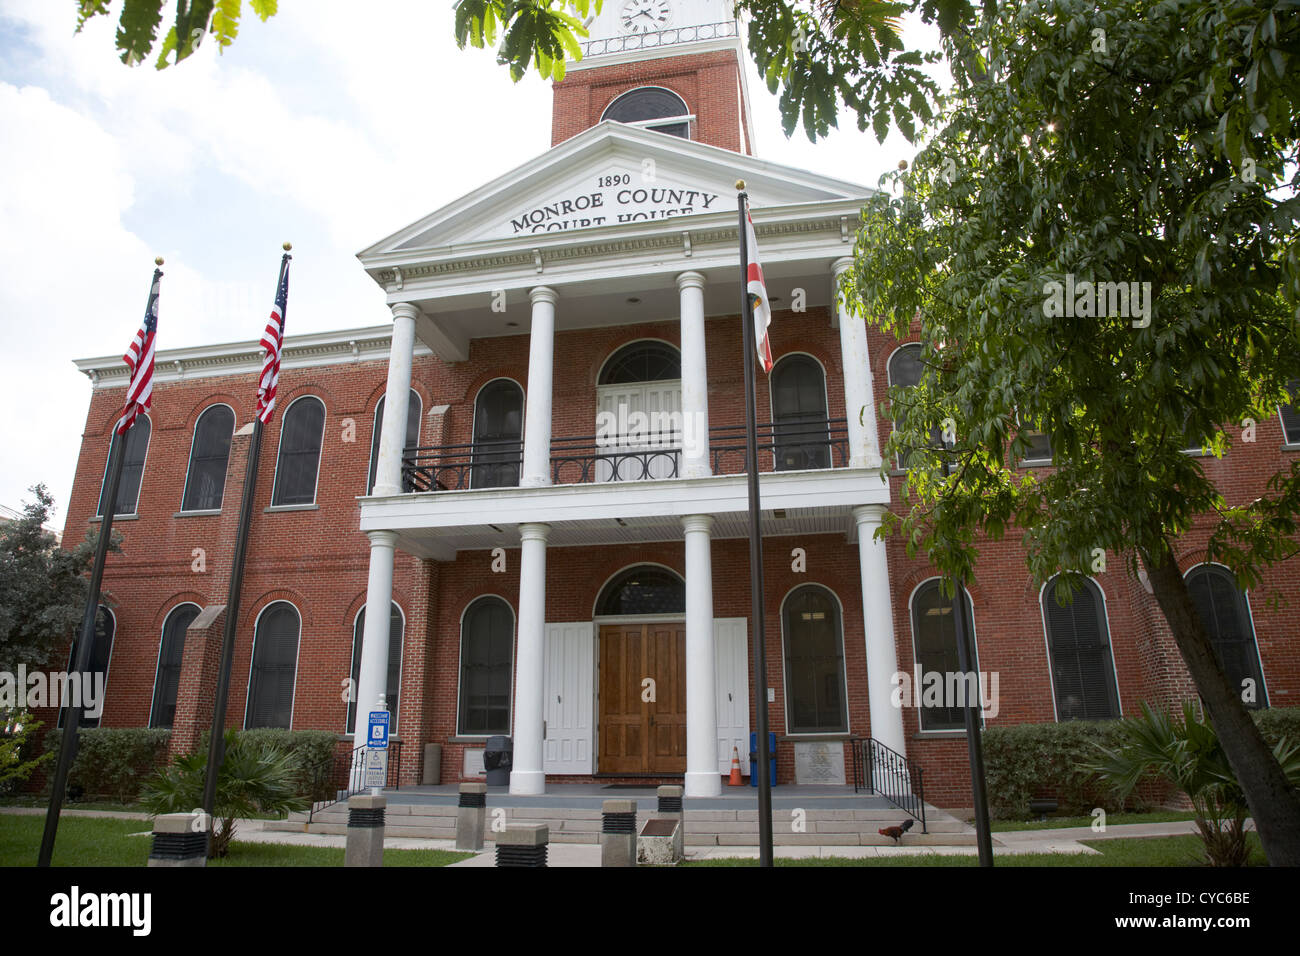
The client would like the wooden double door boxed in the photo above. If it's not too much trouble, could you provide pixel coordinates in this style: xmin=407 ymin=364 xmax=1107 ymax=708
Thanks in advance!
xmin=598 ymin=622 xmax=687 ymax=774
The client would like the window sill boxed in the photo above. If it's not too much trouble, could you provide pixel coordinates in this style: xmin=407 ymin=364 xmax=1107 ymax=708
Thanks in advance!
xmin=174 ymin=509 xmax=222 ymax=518
xmin=264 ymin=503 xmax=320 ymax=513
xmin=445 ymin=735 xmax=504 ymax=744
xmin=1018 ymin=458 xmax=1053 ymax=468
xmin=779 ymin=732 xmax=852 ymax=741
xmin=89 ymin=514 xmax=138 ymax=523
xmin=914 ymin=728 xmax=978 ymax=739
xmin=1283 ymin=442 xmax=1300 ymax=452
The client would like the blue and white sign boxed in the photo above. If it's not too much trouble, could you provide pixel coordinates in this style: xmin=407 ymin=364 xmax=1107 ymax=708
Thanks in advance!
xmin=368 ymin=710 xmax=390 ymax=750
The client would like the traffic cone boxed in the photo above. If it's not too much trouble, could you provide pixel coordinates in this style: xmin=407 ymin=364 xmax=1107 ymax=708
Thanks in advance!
xmin=729 ymin=747 xmax=743 ymax=786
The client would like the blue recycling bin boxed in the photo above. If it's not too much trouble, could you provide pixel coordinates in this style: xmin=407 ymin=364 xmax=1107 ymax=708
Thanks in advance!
xmin=749 ymin=731 xmax=777 ymax=787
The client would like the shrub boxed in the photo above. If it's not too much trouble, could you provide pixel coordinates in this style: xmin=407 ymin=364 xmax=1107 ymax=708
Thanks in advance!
xmin=1 ymin=712 xmax=52 ymax=794
xmin=43 ymin=727 xmax=171 ymax=803
xmin=1253 ymin=707 xmax=1300 ymax=748
xmin=982 ymin=719 xmax=1135 ymax=819
xmin=196 ymin=728 xmax=340 ymax=802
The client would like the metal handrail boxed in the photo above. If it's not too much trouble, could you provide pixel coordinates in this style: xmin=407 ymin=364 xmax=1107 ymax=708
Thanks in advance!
xmin=850 ymin=736 xmax=927 ymax=833
xmin=305 ymin=739 xmax=403 ymax=823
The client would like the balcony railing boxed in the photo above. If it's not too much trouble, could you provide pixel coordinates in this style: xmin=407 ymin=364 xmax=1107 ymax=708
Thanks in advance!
xmin=400 ymin=418 xmax=850 ymax=493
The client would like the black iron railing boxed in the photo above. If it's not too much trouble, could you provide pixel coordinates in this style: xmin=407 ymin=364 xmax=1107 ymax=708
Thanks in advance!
xmin=850 ymin=736 xmax=927 ymax=833
xmin=402 ymin=442 xmax=522 ymax=492
xmin=710 ymin=419 xmax=849 ymax=476
xmin=551 ymin=434 xmax=683 ymax=484
xmin=304 ymin=739 xmax=403 ymax=823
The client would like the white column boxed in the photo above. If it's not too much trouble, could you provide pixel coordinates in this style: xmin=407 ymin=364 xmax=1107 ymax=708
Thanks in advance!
xmin=853 ymin=505 xmax=906 ymax=757
xmin=352 ymin=530 xmax=396 ymax=755
xmin=372 ymin=302 xmax=419 ymax=496
xmin=682 ymin=514 xmax=719 ymax=796
xmin=521 ymin=287 xmax=557 ymax=488
xmin=677 ymin=271 xmax=710 ymax=478
xmin=833 ymin=258 xmax=881 ymax=469
xmin=510 ymin=522 xmax=550 ymax=794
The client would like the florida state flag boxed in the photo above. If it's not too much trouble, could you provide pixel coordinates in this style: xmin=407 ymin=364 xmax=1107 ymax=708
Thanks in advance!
xmin=744 ymin=199 xmax=774 ymax=373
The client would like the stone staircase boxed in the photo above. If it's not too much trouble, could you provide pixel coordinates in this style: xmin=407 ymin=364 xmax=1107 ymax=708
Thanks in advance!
xmin=264 ymin=803 xmax=976 ymax=847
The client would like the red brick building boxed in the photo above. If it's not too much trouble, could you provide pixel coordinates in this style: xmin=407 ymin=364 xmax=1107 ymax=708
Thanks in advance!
xmin=59 ymin=0 xmax=1299 ymax=807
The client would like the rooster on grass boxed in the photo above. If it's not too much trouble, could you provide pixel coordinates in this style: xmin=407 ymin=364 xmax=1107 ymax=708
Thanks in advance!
xmin=878 ymin=818 xmax=914 ymax=844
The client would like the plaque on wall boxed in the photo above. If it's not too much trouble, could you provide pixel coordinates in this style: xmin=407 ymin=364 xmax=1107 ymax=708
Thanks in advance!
xmin=463 ymin=748 xmax=486 ymax=778
xmin=793 ymin=741 xmax=845 ymax=785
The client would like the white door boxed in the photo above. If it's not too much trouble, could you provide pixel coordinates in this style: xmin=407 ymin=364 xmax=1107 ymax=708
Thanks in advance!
xmin=714 ymin=618 xmax=751 ymax=774
xmin=595 ymin=381 xmax=682 ymax=481
xmin=543 ymin=622 xmax=593 ymax=774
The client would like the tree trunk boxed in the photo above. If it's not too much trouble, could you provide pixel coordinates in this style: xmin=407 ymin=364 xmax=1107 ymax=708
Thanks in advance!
xmin=1143 ymin=538 xmax=1300 ymax=865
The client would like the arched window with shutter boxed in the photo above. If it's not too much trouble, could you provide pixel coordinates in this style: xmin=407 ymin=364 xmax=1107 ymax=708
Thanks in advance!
xmin=909 ymin=579 xmax=979 ymax=731
xmin=367 ymin=389 xmax=422 ymax=494
xmin=348 ymin=602 xmax=405 ymax=734
xmin=60 ymin=605 xmax=114 ymax=729
xmin=244 ymin=602 xmax=301 ymax=729
xmin=1279 ymin=378 xmax=1300 ymax=445
xmin=181 ymin=405 xmax=235 ymax=511
xmin=1041 ymin=576 xmax=1120 ymax=720
xmin=770 ymin=354 xmax=830 ymax=471
xmin=270 ymin=396 xmax=325 ymax=506
xmin=457 ymin=597 xmax=515 ymax=736
xmin=471 ymin=380 xmax=524 ymax=489
xmin=781 ymin=585 xmax=848 ymax=734
xmin=96 ymin=415 xmax=151 ymax=517
xmin=150 ymin=603 xmax=200 ymax=728
xmin=886 ymin=344 xmax=943 ymax=469
xmin=1185 ymin=564 xmax=1268 ymax=709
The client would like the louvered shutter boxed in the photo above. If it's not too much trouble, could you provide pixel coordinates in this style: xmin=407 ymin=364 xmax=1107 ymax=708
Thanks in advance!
xmin=1045 ymin=579 xmax=1119 ymax=720
xmin=1187 ymin=567 xmax=1267 ymax=708
xmin=247 ymin=603 xmax=300 ymax=729
xmin=151 ymin=605 xmax=198 ymax=728
xmin=273 ymin=398 xmax=325 ymax=505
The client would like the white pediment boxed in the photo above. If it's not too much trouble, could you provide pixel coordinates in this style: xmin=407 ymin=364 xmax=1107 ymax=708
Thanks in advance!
xmin=359 ymin=122 xmax=870 ymax=257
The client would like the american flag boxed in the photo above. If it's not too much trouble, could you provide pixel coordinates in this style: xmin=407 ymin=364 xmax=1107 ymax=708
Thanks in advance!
xmin=117 ymin=267 xmax=162 ymax=435
xmin=257 ymin=255 xmax=291 ymax=424
xmin=744 ymin=200 xmax=774 ymax=374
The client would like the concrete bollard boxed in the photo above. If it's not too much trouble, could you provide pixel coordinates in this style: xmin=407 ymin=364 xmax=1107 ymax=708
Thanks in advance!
xmin=657 ymin=785 xmax=684 ymax=861
xmin=345 ymin=793 xmax=386 ymax=867
xmin=495 ymin=824 xmax=548 ymax=867
xmin=600 ymin=799 xmax=637 ymax=867
xmin=456 ymin=782 xmax=486 ymax=851
xmin=147 ymin=812 xmax=207 ymax=867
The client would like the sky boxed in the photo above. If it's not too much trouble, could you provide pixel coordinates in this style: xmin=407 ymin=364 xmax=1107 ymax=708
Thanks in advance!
xmin=0 ymin=0 xmax=940 ymax=530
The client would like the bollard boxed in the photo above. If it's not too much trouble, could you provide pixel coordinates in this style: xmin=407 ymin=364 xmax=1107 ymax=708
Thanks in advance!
xmin=147 ymin=812 xmax=207 ymax=867
xmin=657 ymin=785 xmax=684 ymax=861
xmin=345 ymin=793 xmax=386 ymax=867
xmin=456 ymin=782 xmax=487 ymax=851
xmin=600 ymin=799 xmax=637 ymax=867
xmin=495 ymin=824 xmax=548 ymax=867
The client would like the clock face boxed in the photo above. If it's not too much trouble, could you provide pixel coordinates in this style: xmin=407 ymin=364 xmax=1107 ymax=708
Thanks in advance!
xmin=621 ymin=0 xmax=671 ymax=33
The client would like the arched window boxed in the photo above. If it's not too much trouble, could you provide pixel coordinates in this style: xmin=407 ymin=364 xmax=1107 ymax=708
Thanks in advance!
xmin=457 ymin=597 xmax=515 ymax=736
xmin=602 ymin=87 xmax=691 ymax=138
xmin=61 ymin=605 xmax=114 ymax=729
xmin=1185 ymin=565 xmax=1268 ymax=709
xmin=1279 ymin=378 xmax=1300 ymax=445
xmin=150 ymin=603 xmax=200 ymax=728
xmin=910 ymin=580 xmax=978 ymax=731
xmin=782 ymin=585 xmax=848 ymax=734
xmin=1042 ymin=576 xmax=1120 ymax=721
xmin=348 ymin=603 xmax=405 ymax=734
xmin=471 ymin=380 xmax=524 ymax=489
xmin=770 ymin=354 xmax=830 ymax=471
xmin=596 ymin=566 xmax=685 ymax=615
xmin=271 ymin=397 xmax=325 ymax=506
xmin=596 ymin=342 xmax=682 ymax=481
xmin=96 ymin=415 xmax=151 ymax=517
xmin=599 ymin=341 xmax=681 ymax=384
xmin=886 ymin=344 xmax=942 ymax=469
xmin=367 ymin=389 xmax=422 ymax=494
xmin=181 ymin=405 xmax=235 ymax=511
xmin=245 ymin=602 xmax=301 ymax=729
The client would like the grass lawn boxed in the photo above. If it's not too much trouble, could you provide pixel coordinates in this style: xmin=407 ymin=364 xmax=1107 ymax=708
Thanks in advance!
xmin=0 ymin=814 xmax=471 ymax=867
xmin=684 ymin=833 xmax=1266 ymax=867
xmin=988 ymin=810 xmax=1199 ymax=831
xmin=0 ymin=795 xmax=287 ymax=820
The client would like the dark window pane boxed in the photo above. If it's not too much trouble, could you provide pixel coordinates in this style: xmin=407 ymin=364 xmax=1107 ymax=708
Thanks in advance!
xmin=1280 ymin=379 xmax=1300 ymax=445
xmin=596 ymin=566 xmax=685 ymax=615
xmin=458 ymin=597 xmax=514 ymax=736
xmin=1022 ymin=430 xmax=1052 ymax=462
xmin=61 ymin=606 xmax=114 ymax=729
xmin=603 ymin=88 xmax=689 ymax=124
xmin=272 ymin=398 xmax=325 ymax=506
xmin=1044 ymin=578 xmax=1119 ymax=720
xmin=887 ymin=344 xmax=942 ymax=468
xmin=367 ymin=390 xmax=422 ymax=494
xmin=600 ymin=342 xmax=681 ymax=384
xmin=245 ymin=602 xmax=300 ymax=729
xmin=181 ymin=406 xmax=234 ymax=511
xmin=771 ymin=355 xmax=830 ymax=471
xmin=96 ymin=416 xmax=151 ymax=517
xmin=471 ymin=381 xmax=524 ymax=489
xmin=348 ymin=603 xmax=405 ymax=734
xmin=647 ymin=121 xmax=689 ymax=138
xmin=151 ymin=604 xmax=199 ymax=728
xmin=783 ymin=586 xmax=847 ymax=734
xmin=911 ymin=581 xmax=977 ymax=731
xmin=1186 ymin=566 xmax=1267 ymax=709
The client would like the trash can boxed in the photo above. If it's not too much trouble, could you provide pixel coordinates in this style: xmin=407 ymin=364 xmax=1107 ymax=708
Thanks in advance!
xmin=749 ymin=732 xmax=777 ymax=788
xmin=483 ymin=735 xmax=512 ymax=786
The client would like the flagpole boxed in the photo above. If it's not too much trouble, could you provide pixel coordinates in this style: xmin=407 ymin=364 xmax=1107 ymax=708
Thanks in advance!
xmin=200 ymin=246 xmax=291 ymax=858
xmin=737 ymin=183 xmax=774 ymax=867
xmin=38 ymin=259 xmax=163 ymax=867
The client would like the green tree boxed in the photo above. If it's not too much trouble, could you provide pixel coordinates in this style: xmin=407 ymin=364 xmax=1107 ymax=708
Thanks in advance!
xmin=846 ymin=0 xmax=1300 ymax=863
xmin=0 ymin=486 xmax=119 ymax=675
xmin=73 ymin=0 xmax=279 ymax=68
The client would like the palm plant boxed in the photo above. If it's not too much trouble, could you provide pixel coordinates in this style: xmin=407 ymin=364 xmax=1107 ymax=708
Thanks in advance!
xmin=1090 ymin=701 xmax=1300 ymax=867
xmin=141 ymin=730 xmax=308 ymax=858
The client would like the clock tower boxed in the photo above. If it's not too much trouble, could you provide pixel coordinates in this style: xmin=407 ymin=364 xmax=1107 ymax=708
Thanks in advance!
xmin=551 ymin=0 xmax=756 ymax=154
